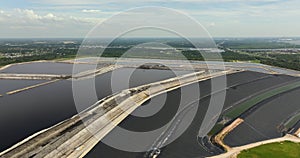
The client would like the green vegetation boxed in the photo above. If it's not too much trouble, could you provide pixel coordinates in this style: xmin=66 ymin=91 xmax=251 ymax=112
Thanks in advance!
xmin=225 ymin=81 xmax=300 ymax=119
xmin=1 ymin=38 xmax=300 ymax=71
xmin=238 ymin=141 xmax=300 ymax=158
xmin=221 ymin=38 xmax=300 ymax=49
xmin=208 ymin=123 xmax=225 ymax=136
xmin=101 ymin=48 xmax=255 ymax=61
xmin=104 ymin=48 xmax=300 ymax=71
xmin=284 ymin=113 xmax=300 ymax=130
xmin=259 ymin=54 xmax=300 ymax=71
xmin=1 ymin=47 xmax=300 ymax=72
xmin=222 ymin=49 xmax=300 ymax=71
xmin=0 ymin=50 xmax=77 ymax=67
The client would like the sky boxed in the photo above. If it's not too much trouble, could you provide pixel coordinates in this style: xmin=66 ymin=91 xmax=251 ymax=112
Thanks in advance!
xmin=0 ymin=0 xmax=300 ymax=38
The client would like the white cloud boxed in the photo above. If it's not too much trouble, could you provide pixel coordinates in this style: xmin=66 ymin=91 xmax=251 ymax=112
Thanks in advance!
xmin=30 ymin=0 xmax=96 ymax=5
xmin=0 ymin=8 xmax=105 ymax=37
xmin=13 ymin=9 xmax=63 ymax=23
xmin=0 ymin=9 xmax=104 ymax=26
xmin=69 ymin=16 xmax=104 ymax=24
xmin=44 ymin=13 xmax=63 ymax=21
xmin=209 ymin=22 xmax=215 ymax=27
xmin=29 ymin=0 xmax=283 ymax=5
xmin=82 ymin=9 xmax=102 ymax=13
xmin=18 ymin=9 xmax=40 ymax=20
xmin=2 ymin=0 xmax=300 ymax=37
xmin=0 ymin=8 xmax=107 ymax=37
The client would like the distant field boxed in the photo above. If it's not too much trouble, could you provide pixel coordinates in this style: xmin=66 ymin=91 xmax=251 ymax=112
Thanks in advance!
xmin=238 ymin=141 xmax=300 ymax=158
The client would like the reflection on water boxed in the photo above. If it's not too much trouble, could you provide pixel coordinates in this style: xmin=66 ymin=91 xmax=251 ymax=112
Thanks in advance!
xmin=0 ymin=79 xmax=46 ymax=94
xmin=85 ymin=71 xmax=297 ymax=158
xmin=0 ymin=62 xmax=75 ymax=74
xmin=0 ymin=68 xmax=188 ymax=152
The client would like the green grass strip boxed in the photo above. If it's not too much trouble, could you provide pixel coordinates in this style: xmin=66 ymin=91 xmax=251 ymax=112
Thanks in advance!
xmin=238 ymin=141 xmax=300 ymax=158
xmin=284 ymin=112 xmax=300 ymax=129
xmin=225 ymin=81 xmax=300 ymax=119
xmin=208 ymin=123 xmax=225 ymax=136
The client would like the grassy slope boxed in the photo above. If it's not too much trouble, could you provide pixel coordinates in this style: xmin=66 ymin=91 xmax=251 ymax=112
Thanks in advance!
xmin=238 ymin=141 xmax=300 ymax=158
xmin=224 ymin=81 xmax=300 ymax=119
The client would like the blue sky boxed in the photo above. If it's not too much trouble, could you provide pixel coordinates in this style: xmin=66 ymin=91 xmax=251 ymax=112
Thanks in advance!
xmin=0 ymin=0 xmax=299 ymax=38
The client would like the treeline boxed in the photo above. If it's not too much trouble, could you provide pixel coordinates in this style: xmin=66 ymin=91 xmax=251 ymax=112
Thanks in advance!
xmin=0 ymin=49 xmax=76 ymax=66
xmin=259 ymin=54 xmax=300 ymax=71
xmin=220 ymin=39 xmax=300 ymax=49
xmin=1 ymin=47 xmax=300 ymax=71
xmin=220 ymin=50 xmax=300 ymax=71
xmin=103 ymin=48 xmax=300 ymax=72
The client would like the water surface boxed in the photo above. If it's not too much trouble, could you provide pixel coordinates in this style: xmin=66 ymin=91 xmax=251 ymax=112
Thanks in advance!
xmin=0 ymin=79 xmax=46 ymax=94
xmin=0 ymin=68 xmax=188 ymax=152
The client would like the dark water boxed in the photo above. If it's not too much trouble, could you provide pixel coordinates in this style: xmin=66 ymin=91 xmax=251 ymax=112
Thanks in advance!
xmin=1 ymin=69 xmax=297 ymax=157
xmin=75 ymin=68 xmax=190 ymax=111
xmin=0 ymin=79 xmax=46 ymax=94
xmin=292 ymin=121 xmax=300 ymax=133
xmin=224 ymin=87 xmax=300 ymax=147
xmin=85 ymin=71 xmax=297 ymax=158
xmin=0 ymin=68 xmax=188 ymax=152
